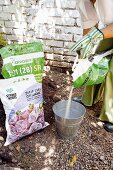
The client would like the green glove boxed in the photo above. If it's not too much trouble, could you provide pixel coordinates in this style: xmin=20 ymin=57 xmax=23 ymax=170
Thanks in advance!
xmin=70 ymin=27 xmax=104 ymax=59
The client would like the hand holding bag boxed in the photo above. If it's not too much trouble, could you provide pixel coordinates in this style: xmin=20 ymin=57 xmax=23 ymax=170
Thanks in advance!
xmin=72 ymin=49 xmax=113 ymax=88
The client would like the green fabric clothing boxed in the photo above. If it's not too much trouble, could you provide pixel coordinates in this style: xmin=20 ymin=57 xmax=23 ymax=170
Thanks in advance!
xmin=81 ymin=38 xmax=113 ymax=123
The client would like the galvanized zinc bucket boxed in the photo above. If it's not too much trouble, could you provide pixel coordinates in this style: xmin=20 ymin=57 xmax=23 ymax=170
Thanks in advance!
xmin=52 ymin=100 xmax=86 ymax=139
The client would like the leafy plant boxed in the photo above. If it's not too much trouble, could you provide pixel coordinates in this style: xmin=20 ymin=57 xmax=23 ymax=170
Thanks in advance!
xmin=0 ymin=32 xmax=7 ymax=48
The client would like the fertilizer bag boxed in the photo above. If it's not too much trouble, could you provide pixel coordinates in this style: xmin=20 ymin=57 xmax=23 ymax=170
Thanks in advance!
xmin=72 ymin=49 xmax=113 ymax=88
xmin=0 ymin=74 xmax=49 ymax=146
xmin=0 ymin=42 xmax=44 ymax=79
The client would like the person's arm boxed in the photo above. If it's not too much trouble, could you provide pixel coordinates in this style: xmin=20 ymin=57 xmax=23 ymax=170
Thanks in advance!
xmin=101 ymin=23 xmax=113 ymax=39
xmin=83 ymin=23 xmax=113 ymax=38
xmin=77 ymin=0 xmax=98 ymax=30
xmin=83 ymin=23 xmax=98 ymax=35
xmin=77 ymin=0 xmax=98 ymax=35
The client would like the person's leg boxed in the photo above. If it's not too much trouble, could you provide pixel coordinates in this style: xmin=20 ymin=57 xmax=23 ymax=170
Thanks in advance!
xmin=81 ymin=83 xmax=104 ymax=106
xmin=99 ymin=57 xmax=113 ymax=132
xmin=99 ymin=57 xmax=113 ymax=123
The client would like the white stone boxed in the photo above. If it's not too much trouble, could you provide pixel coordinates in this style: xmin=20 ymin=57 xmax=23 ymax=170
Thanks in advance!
xmin=12 ymin=14 xmax=26 ymax=22
xmin=23 ymin=36 xmax=39 ymax=43
xmin=63 ymin=55 xmax=75 ymax=62
xmin=97 ymin=121 xmax=103 ymax=127
xmin=64 ymin=41 xmax=74 ymax=49
xmin=0 ymin=12 xmax=11 ymax=21
xmin=74 ymin=35 xmax=82 ymax=42
xmin=45 ymin=58 xmax=73 ymax=68
xmin=25 ymin=8 xmax=39 ymax=16
xmin=6 ymin=34 xmax=24 ymax=41
xmin=0 ymin=21 xmax=4 ymax=27
xmin=4 ymin=28 xmax=13 ymax=34
xmin=27 ymin=23 xmax=35 ymax=30
xmin=47 ymin=8 xmax=63 ymax=17
xmin=26 ymin=9 xmax=35 ymax=16
xmin=55 ymin=26 xmax=64 ymax=34
xmin=45 ymin=53 xmax=57 ymax=60
xmin=16 ymin=39 xmax=24 ymax=44
xmin=11 ymin=0 xmax=19 ymax=4
xmin=45 ymin=53 xmax=53 ymax=60
xmin=64 ymin=27 xmax=83 ymax=34
xmin=76 ymin=18 xmax=82 ymax=27
xmin=25 ymin=31 xmax=35 ymax=37
xmin=45 ymin=53 xmax=75 ymax=62
xmin=35 ymin=25 xmax=56 ymax=34
xmin=4 ymin=21 xmax=15 ymax=28
xmin=0 ymin=6 xmax=2 ymax=11
xmin=3 ymin=5 xmax=19 ymax=13
xmin=43 ymin=0 xmax=55 ymax=8
xmin=36 ymin=33 xmax=53 ymax=40
xmin=37 ymin=32 xmax=72 ymax=41
xmin=5 ymin=21 xmax=27 ymax=28
xmin=19 ymin=0 xmax=30 ymax=7
xmin=20 ymin=7 xmax=27 ymax=14
xmin=0 ymin=0 xmax=10 ymax=5
xmin=63 ymin=9 xmax=80 ymax=18
xmin=53 ymin=47 xmax=64 ymax=54
xmin=35 ymin=16 xmax=53 ymax=25
xmin=55 ymin=33 xmax=73 ymax=41
xmin=26 ymin=16 xmax=33 ymax=23
xmin=25 ymin=0 xmax=37 ymax=6
xmin=53 ymin=17 xmax=75 ymax=26
xmin=46 ymin=40 xmax=63 ymax=47
xmin=39 ymin=146 xmax=47 ymax=153
xmin=45 ymin=55 xmax=73 ymax=67
xmin=0 ymin=28 xmax=4 ymax=32
xmin=44 ymin=46 xmax=53 ymax=53
xmin=13 ymin=28 xmax=25 ymax=35
xmin=55 ymin=0 xmax=76 ymax=9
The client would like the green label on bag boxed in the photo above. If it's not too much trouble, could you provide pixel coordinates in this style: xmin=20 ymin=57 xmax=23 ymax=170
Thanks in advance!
xmin=0 ymin=42 xmax=44 ymax=82
xmin=2 ymin=56 xmax=44 ymax=78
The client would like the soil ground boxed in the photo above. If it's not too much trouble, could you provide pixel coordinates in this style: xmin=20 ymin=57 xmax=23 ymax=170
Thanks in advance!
xmin=0 ymin=68 xmax=113 ymax=170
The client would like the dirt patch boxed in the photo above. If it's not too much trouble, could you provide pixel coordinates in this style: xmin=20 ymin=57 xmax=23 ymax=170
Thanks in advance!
xmin=0 ymin=69 xmax=113 ymax=170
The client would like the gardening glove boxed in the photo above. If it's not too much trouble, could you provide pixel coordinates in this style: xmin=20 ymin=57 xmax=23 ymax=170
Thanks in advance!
xmin=70 ymin=27 xmax=104 ymax=59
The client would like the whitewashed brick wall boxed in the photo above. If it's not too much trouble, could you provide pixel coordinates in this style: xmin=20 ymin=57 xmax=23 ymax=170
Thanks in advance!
xmin=0 ymin=0 xmax=83 ymax=68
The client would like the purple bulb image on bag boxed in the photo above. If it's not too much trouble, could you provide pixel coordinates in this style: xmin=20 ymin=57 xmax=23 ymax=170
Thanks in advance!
xmin=0 ymin=75 xmax=49 ymax=146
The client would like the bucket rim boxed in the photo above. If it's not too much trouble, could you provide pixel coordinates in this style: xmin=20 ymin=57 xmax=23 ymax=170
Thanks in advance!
xmin=52 ymin=100 xmax=86 ymax=120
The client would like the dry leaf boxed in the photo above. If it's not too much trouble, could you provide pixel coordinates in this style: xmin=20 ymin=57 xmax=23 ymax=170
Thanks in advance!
xmin=69 ymin=155 xmax=77 ymax=166
xmin=16 ymin=144 xmax=20 ymax=152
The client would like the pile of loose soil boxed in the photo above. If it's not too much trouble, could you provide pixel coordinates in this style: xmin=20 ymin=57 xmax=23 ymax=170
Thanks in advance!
xmin=0 ymin=68 xmax=113 ymax=170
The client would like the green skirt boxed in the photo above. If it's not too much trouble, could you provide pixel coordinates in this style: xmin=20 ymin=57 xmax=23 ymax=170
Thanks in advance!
xmin=81 ymin=38 xmax=113 ymax=123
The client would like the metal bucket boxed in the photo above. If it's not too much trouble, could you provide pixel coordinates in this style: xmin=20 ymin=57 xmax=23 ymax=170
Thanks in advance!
xmin=52 ymin=100 xmax=86 ymax=139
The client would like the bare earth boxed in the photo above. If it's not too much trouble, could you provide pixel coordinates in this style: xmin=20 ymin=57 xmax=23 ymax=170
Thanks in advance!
xmin=0 ymin=68 xmax=113 ymax=170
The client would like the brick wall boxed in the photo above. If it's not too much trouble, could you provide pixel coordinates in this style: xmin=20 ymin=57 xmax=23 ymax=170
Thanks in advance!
xmin=0 ymin=0 xmax=83 ymax=68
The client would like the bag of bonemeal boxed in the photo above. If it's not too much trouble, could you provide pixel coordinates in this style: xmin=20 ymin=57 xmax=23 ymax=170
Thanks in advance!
xmin=72 ymin=49 xmax=113 ymax=88
xmin=0 ymin=74 xmax=49 ymax=146
xmin=0 ymin=42 xmax=44 ymax=80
